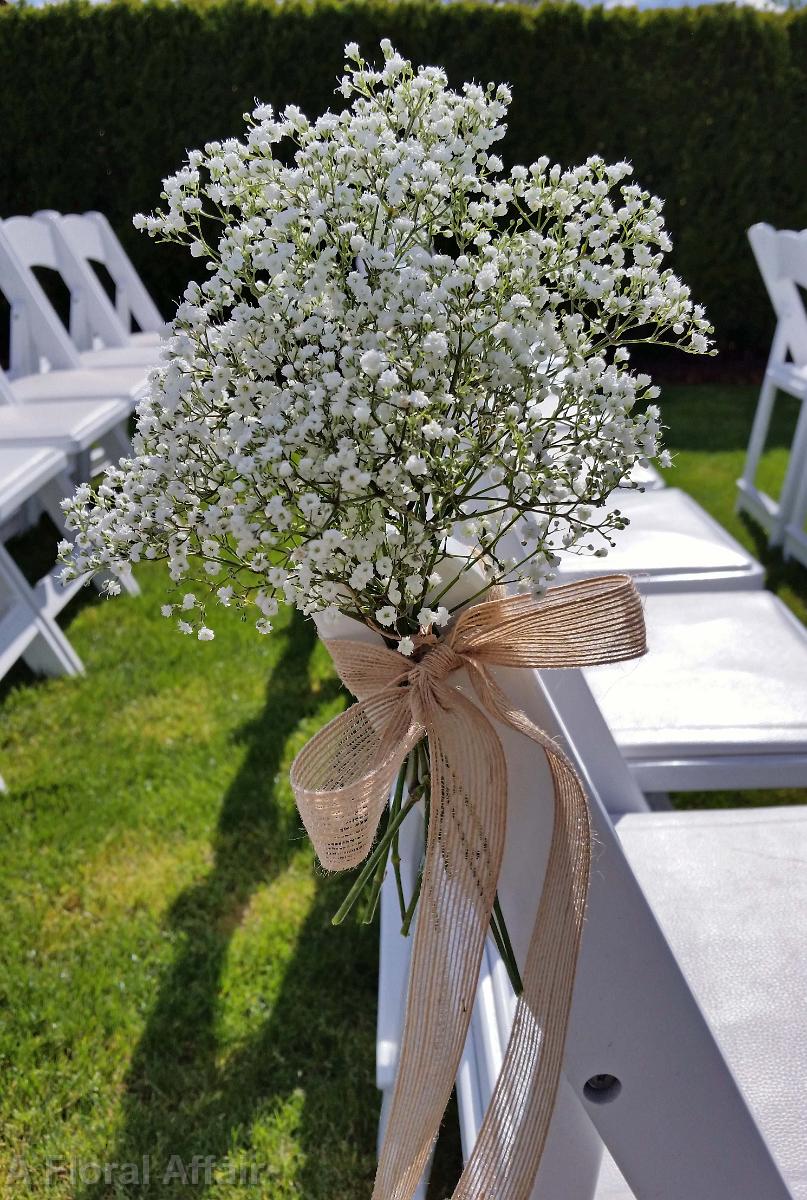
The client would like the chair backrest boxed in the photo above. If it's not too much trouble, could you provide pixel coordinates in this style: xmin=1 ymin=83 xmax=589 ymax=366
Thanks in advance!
xmin=7 ymin=213 xmax=128 ymax=353
xmin=41 ymin=211 xmax=164 ymax=336
xmin=748 ymin=222 xmax=807 ymax=368
xmin=0 ymin=221 xmax=80 ymax=377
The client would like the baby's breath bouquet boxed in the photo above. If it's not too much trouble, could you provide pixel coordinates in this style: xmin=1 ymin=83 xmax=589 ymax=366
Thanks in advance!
xmin=62 ymin=43 xmax=711 ymax=983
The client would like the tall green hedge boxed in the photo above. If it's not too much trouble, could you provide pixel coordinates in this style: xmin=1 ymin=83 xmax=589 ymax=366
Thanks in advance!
xmin=1 ymin=0 xmax=806 ymax=352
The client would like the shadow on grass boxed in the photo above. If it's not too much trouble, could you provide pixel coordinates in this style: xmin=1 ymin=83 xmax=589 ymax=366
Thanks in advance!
xmin=79 ymin=611 xmax=383 ymax=1199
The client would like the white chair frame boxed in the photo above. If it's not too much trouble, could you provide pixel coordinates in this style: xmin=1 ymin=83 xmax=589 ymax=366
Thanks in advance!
xmin=34 ymin=211 xmax=165 ymax=349
xmin=3 ymin=214 xmax=128 ymax=355
xmin=0 ymin=218 xmax=153 ymax=386
xmin=585 ymin=589 xmax=807 ymax=793
xmin=555 ymin=488 xmax=765 ymax=594
xmin=0 ymin=220 xmax=83 ymax=379
xmin=375 ymin=658 xmax=793 ymax=1199
xmin=782 ymin=444 xmax=807 ymax=568
xmin=0 ymin=444 xmax=85 ymax=690
xmin=737 ymin=223 xmax=807 ymax=546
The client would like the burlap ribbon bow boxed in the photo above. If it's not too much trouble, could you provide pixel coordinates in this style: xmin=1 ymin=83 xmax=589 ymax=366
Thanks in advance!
xmin=290 ymin=574 xmax=646 ymax=1200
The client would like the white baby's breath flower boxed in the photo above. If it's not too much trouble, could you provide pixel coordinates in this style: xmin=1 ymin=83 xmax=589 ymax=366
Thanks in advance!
xmin=197 ymin=626 xmax=215 ymax=641
xmin=398 ymin=637 xmax=415 ymax=657
xmin=60 ymin=42 xmax=711 ymax=640
xmin=405 ymin=455 xmax=428 ymax=477
xmin=360 ymin=349 xmax=385 ymax=376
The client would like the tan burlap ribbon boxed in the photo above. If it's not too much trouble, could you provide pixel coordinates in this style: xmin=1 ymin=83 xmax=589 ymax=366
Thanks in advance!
xmin=290 ymin=574 xmax=646 ymax=1200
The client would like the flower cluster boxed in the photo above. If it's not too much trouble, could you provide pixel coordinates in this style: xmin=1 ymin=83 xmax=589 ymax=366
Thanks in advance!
xmin=62 ymin=42 xmax=712 ymax=645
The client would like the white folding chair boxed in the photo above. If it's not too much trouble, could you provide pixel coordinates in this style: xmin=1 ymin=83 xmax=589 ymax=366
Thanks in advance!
xmin=0 ymin=217 xmax=154 ymax=381
xmin=34 ymin=210 xmax=165 ymax=357
xmin=73 ymin=211 xmax=163 ymax=342
xmin=375 ymin=634 xmax=799 ymax=1199
xmin=0 ymin=441 xmax=84 ymax=687
xmin=736 ymin=224 xmax=807 ymax=546
xmin=0 ymin=225 xmax=145 ymax=473
xmin=555 ymin=487 xmax=764 ymax=593
xmin=585 ymin=589 xmax=807 ymax=793
xmin=0 ymin=366 xmax=138 ymax=596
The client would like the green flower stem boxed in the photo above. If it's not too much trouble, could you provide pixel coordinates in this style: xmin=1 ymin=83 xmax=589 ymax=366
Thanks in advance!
xmin=331 ymin=788 xmax=422 ymax=927
xmin=363 ymin=756 xmax=410 ymax=925
xmin=362 ymin=836 xmax=391 ymax=925
xmin=397 ymin=739 xmax=430 ymax=936
xmin=491 ymin=893 xmax=523 ymax=997
xmin=333 ymin=735 xmax=523 ymax=1000
xmin=400 ymin=859 xmax=423 ymax=937
xmin=390 ymin=755 xmax=412 ymax=924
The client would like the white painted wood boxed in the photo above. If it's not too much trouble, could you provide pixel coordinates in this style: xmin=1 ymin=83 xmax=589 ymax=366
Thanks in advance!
xmin=585 ymin=590 xmax=807 ymax=791
xmin=0 ymin=217 xmax=155 ymax=383
xmin=0 ymin=444 xmax=85 ymax=683
xmin=5 ymin=213 xmax=126 ymax=352
xmin=737 ymin=224 xmax=807 ymax=545
xmin=554 ymin=488 xmax=764 ymax=593
xmin=782 ymin=418 xmax=807 ymax=569
xmin=375 ymin=649 xmax=793 ymax=1197
xmin=626 ymin=462 xmax=665 ymax=491
xmin=83 ymin=211 xmax=165 ymax=335
xmin=0 ymin=365 xmax=139 ymax=597
xmin=0 ymin=395 xmax=132 ymax=452
xmin=10 ymin=365 xmax=144 ymax=407
xmin=592 ymin=806 xmax=807 ymax=1200
xmin=0 ymin=222 xmax=80 ymax=378
xmin=0 ymin=443 xmax=69 ymax=525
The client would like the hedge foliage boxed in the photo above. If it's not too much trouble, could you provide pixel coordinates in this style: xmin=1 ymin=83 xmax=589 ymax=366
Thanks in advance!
xmin=1 ymin=0 xmax=806 ymax=352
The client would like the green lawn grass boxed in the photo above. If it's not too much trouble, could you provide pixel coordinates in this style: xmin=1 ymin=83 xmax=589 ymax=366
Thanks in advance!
xmin=1 ymin=383 xmax=806 ymax=1198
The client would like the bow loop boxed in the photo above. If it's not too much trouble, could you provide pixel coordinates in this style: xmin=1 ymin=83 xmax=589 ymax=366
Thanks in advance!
xmin=290 ymin=688 xmax=419 ymax=871
xmin=451 ymin=573 xmax=646 ymax=669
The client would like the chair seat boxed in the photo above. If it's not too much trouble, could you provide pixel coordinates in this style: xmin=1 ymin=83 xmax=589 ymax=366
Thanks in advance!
xmin=0 ymin=445 xmax=69 ymax=525
xmin=11 ymin=367 xmax=145 ymax=405
xmin=767 ymin=360 xmax=807 ymax=400
xmin=455 ymin=806 xmax=807 ymax=1200
xmin=585 ymin=591 xmax=807 ymax=789
xmin=129 ymin=330 xmax=164 ymax=349
xmin=594 ymin=806 xmax=807 ymax=1200
xmin=79 ymin=345 xmax=156 ymax=374
xmin=554 ymin=488 xmax=764 ymax=592
xmin=0 ymin=398 xmax=130 ymax=452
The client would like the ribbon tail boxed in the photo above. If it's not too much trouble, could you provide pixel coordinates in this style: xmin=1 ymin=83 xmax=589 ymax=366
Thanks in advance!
xmin=453 ymin=664 xmax=591 ymax=1200
xmin=374 ymin=687 xmax=509 ymax=1200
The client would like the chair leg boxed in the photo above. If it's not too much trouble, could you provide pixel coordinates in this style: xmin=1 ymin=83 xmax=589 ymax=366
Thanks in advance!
xmin=0 ymin=543 xmax=84 ymax=678
xmin=736 ymin=375 xmax=781 ymax=539
xmin=778 ymin=396 xmax=807 ymax=552
xmin=783 ymin=448 xmax=807 ymax=566
xmin=104 ymin=423 xmax=133 ymax=463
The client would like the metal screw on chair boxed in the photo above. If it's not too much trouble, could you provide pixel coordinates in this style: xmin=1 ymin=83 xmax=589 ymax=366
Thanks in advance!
xmin=583 ymin=1073 xmax=622 ymax=1104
